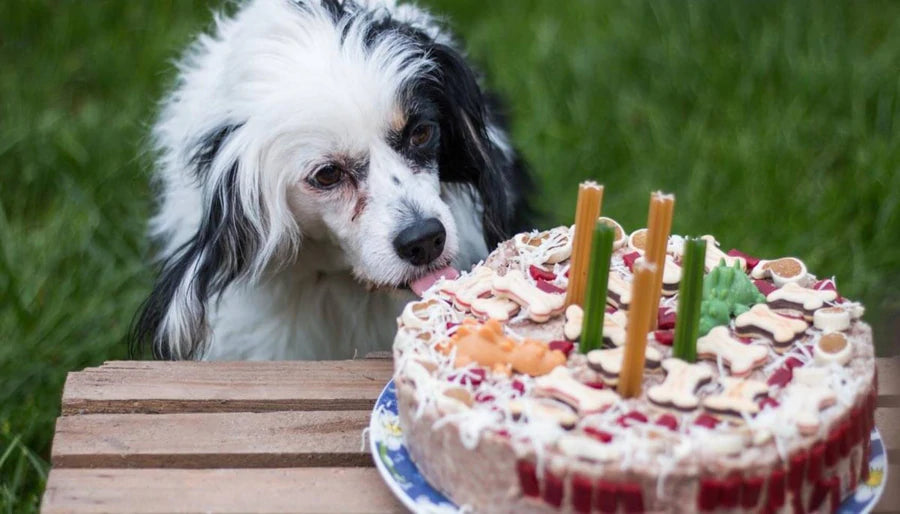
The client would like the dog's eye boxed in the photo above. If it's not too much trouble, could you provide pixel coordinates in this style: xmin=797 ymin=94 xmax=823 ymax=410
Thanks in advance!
xmin=311 ymin=165 xmax=343 ymax=188
xmin=409 ymin=122 xmax=437 ymax=148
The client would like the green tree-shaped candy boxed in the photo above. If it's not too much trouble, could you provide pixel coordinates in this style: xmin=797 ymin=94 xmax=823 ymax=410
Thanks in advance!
xmin=698 ymin=259 xmax=765 ymax=335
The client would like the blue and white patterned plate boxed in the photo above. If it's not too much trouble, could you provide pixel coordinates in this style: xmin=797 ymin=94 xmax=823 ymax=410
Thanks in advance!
xmin=369 ymin=380 xmax=887 ymax=513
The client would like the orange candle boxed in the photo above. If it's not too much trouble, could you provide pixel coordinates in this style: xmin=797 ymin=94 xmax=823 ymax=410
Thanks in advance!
xmin=565 ymin=182 xmax=604 ymax=307
xmin=617 ymin=260 xmax=658 ymax=398
xmin=644 ymin=191 xmax=675 ymax=330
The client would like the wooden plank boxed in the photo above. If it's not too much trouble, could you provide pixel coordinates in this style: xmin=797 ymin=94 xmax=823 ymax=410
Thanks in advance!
xmin=877 ymin=356 xmax=900 ymax=408
xmin=41 ymin=468 xmax=403 ymax=513
xmin=51 ymin=411 xmax=372 ymax=468
xmin=875 ymin=407 xmax=900 ymax=462
xmin=873 ymin=464 xmax=899 ymax=514
xmin=61 ymin=360 xmax=394 ymax=415
xmin=58 ymin=358 xmax=896 ymax=415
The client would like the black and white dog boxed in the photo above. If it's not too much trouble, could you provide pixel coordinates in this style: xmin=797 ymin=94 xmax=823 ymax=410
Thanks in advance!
xmin=132 ymin=0 xmax=531 ymax=360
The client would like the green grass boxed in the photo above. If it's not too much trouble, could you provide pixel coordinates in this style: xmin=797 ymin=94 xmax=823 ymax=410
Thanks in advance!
xmin=2 ymin=1 xmax=899 ymax=511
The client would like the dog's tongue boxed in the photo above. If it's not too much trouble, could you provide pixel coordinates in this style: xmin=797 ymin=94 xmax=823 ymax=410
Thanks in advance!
xmin=410 ymin=266 xmax=459 ymax=297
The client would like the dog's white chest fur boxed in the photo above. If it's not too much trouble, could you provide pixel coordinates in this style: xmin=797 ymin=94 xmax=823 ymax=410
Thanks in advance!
xmin=205 ymin=269 xmax=411 ymax=360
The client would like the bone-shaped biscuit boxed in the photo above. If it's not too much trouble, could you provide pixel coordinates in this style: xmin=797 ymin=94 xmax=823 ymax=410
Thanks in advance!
xmin=606 ymin=273 xmax=632 ymax=309
xmin=534 ymin=366 xmax=620 ymax=415
xmin=493 ymin=269 xmax=566 ymax=322
xmin=703 ymin=377 xmax=769 ymax=417
xmin=586 ymin=345 xmax=662 ymax=385
xmin=514 ymin=226 xmax=572 ymax=264
xmin=647 ymin=359 xmax=714 ymax=411
xmin=509 ymin=398 xmax=578 ymax=429
xmin=701 ymin=235 xmax=746 ymax=271
xmin=470 ymin=296 xmax=520 ymax=321
xmin=813 ymin=306 xmax=851 ymax=332
xmin=697 ymin=326 xmax=769 ymax=377
xmin=636 ymin=255 xmax=681 ymax=295
xmin=564 ymin=304 xmax=583 ymax=341
xmin=400 ymin=299 xmax=442 ymax=330
xmin=734 ymin=304 xmax=809 ymax=348
xmin=603 ymin=310 xmax=628 ymax=347
xmin=440 ymin=266 xmax=496 ymax=311
xmin=782 ymin=383 xmax=837 ymax=435
xmin=767 ymin=282 xmax=837 ymax=317
xmin=751 ymin=257 xmax=807 ymax=287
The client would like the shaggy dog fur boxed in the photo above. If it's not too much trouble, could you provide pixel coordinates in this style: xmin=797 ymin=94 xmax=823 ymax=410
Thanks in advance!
xmin=132 ymin=0 xmax=531 ymax=360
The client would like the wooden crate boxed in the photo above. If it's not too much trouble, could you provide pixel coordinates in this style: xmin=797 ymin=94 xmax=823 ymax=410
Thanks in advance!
xmin=41 ymin=358 xmax=899 ymax=513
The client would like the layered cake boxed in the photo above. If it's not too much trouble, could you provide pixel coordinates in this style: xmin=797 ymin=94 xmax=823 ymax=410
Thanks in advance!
xmin=391 ymin=220 xmax=877 ymax=513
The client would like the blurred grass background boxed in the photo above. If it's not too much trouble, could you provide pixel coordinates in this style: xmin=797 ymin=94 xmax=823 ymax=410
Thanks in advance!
xmin=1 ymin=0 xmax=899 ymax=510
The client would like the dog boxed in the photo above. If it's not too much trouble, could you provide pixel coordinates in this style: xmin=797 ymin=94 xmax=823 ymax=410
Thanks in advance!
xmin=132 ymin=0 xmax=531 ymax=360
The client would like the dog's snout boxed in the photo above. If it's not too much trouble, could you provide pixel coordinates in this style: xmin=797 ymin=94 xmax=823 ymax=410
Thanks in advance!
xmin=393 ymin=218 xmax=446 ymax=266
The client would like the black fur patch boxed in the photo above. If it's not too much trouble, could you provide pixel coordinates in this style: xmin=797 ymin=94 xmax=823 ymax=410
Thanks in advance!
xmin=190 ymin=124 xmax=242 ymax=180
xmin=131 ymin=138 xmax=259 ymax=359
xmin=422 ymin=43 xmax=533 ymax=248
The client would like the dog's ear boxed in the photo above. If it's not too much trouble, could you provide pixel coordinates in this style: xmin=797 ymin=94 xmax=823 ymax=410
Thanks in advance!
xmin=131 ymin=127 xmax=259 ymax=360
xmin=427 ymin=43 xmax=521 ymax=249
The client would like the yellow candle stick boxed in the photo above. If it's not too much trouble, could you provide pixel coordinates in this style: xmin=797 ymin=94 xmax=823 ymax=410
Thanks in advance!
xmin=618 ymin=260 xmax=658 ymax=398
xmin=565 ymin=182 xmax=604 ymax=307
xmin=644 ymin=191 xmax=675 ymax=330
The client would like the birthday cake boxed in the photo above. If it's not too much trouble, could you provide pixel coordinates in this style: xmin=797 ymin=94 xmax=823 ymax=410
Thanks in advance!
xmin=391 ymin=193 xmax=877 ymax=513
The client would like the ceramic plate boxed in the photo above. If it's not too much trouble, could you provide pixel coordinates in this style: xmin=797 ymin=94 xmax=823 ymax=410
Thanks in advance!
xmin=370 ymin=380 xmax=887 ymax=513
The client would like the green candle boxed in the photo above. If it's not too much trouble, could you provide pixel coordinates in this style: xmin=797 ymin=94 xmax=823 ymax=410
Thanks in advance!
xmin=579 ymin=221 xmax=615 ymax=353
xmin=673 ymin=236 xmax=707 ymax=362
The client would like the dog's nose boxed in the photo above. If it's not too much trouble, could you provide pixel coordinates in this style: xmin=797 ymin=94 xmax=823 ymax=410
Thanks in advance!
xmin=393 ymin=218 xmax=446 ymax=266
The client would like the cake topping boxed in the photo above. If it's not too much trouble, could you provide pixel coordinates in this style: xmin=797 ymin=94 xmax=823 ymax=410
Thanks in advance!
xmin=597 ymin=216 xmax=626 ymax=250
xmin=703 ymin=377 xmax=769 ymax=417
xmin=606 ymin=273 xmax=632 ymax=309
xmin=444 ymin=319 xmax=566 ymax=376
xmin=660 ymin=254 xmax=682 ymax=295
xmin=813 ymin=306 xmax=851 ymax=332
xmin=400 ymin=299 xmax=444 ymax=330
xmin=751 ymin=257 xmax=807 ymax=287
xmin=696 ymin=326 xmax=768 ymax=377
xmin=534 ymin=366 xmax=620 ymax=415
xmin=586 ymin=346 xmax=663 ymax=384
xmin=627 ymin=228 xmax=648 ymax=253
xmin=557 ymin=434 xmax=622 ymax=462
xmin=510 ymin=398 xmax=578 ymax=429
xmin=514 ymin=226 xmax=572 ymax=264
xmin=470 ymin=296 xmax=520 ymax=321
xmin=782 ymin=383 xmax=837 ymax=435
xmin=766 ymin=282 xmax=838 ymax=317
xmin=647 ymin=359 xmax=715 ymax=411
xmin=440 ymin=266 xmax=496 ymax=311
xmin=564 ymin=304 xmax=583 ymax=341
xmin=442 ymin=386 xmax=474 ymax=408
xmin=699 ymin=261 xmax=766 ymax=335
xmin=734 ymin=304 xmax=809 ymax=349
xmin=603 ymin=310 xmax=628 ymax=347
xmin=700 ymin=235 xmax=747 ymax=271
xmin=813 ymin=332 xmax=853 ymax=366
xmin=493 ymin=269 xmax=566 ymax=322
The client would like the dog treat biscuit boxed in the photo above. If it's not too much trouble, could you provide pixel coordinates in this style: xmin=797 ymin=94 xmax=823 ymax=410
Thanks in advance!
xmin=647 ymin=359 xmax=714 ymax=411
